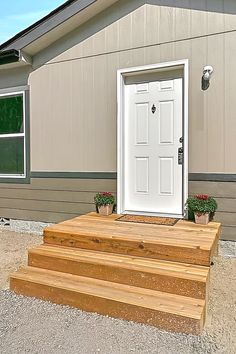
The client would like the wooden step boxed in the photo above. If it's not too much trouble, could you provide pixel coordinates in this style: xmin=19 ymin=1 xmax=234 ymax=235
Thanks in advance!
xmin=29 ymin=245 xmax=209 ymax=299
xmin=10 ymin=266 xmax=205 ymax=334
xmin=44 ymin=214 xmax=220 ymax=266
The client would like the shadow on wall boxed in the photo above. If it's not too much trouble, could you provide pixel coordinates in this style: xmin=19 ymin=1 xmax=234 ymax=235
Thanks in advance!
xmin=33 ymin=0 xmax=236 ymax=69
xmin=0 ymin=66 xmax=32 ymax=90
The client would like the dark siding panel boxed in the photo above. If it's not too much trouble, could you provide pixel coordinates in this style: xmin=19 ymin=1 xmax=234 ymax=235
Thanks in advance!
xmin=189 ymin=181 xmax=236 ymax=198
xmin=189 ymin=181 xmax=236 ymax=241
xmin=0 ymin=179 xmax=235 ymax=241
xmin=221 ymin=227 xmax=236 ymax=242
xmin=0 ymin=208 xmax=79 ymax=223
xmin=214 ymin=198 xmax=236 ymax=213
xmin=0 ymin=178 xmax=116 ymax=223
xmin=214 ymin=212 xmax=236 ymax=227
xmin=0 ymin=198 xmax=94 ymax=214
xmin=0 ymin=189 xmax=97 ymax=203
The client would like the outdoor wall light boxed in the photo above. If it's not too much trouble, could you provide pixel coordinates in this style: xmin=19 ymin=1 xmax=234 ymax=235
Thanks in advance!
xmin=202 ymin=65 xmax=214 ymax=91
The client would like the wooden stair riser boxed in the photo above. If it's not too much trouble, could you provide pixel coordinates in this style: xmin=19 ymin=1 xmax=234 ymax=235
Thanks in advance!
xmin=10 ymin=275 xmax=205 ymax=335
xmin=28 ymin=251 xmax=208 ymax=299
xmin=44 ymin=231 xmax=210 ymax=266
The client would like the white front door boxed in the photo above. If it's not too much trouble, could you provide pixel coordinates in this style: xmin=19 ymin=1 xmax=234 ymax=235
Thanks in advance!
xmin=123 ymin=78 xmax=183 ymax=216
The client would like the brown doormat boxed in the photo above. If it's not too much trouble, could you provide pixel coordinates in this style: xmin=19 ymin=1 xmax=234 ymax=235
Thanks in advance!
xmin=116 ymin=214 xmax=179 ymax=226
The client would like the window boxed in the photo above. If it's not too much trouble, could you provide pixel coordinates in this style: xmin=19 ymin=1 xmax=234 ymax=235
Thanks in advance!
xmin=0 ymin=92 xmax=26 ymax=178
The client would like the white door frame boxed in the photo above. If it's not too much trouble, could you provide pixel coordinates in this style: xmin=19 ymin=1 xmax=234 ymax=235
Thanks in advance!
xmin=117 ymin=59 xmax=189 ymax=217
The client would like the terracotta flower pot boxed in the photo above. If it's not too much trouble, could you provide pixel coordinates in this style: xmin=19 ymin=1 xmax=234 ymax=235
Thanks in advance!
xmin=97 ymin=204 xmax=114 ymax=216
xmin=194 ymin=212 xmax=210 ymax=225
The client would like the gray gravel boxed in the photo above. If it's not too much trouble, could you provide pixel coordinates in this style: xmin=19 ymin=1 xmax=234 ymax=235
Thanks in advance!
xmin=0 ymin=229 xmax=42 ymax=290
xmin=219 ymin=240 xmax=236 ymax=258
xmin=0 ymin=230 xmax=235 ymax=354
xmin=1 ymin=219 xmax=53 ymax=236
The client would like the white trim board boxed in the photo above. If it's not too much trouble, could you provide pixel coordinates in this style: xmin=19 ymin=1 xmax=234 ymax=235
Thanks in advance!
xmin=117 ymin=59 xmax=189 ymax=217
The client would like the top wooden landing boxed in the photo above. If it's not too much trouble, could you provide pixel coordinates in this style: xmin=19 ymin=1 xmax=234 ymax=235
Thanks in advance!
xmin=44 ymin=213 xmax=221 ymax=266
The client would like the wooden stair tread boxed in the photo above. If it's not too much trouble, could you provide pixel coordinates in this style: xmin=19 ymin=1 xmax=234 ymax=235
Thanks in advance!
xmin=65 ymin=216 xmax=216 ymax=241
xmin=83 ymin=213 xmax=221 ymax=231
xmin=11 ymin=266 xmax=205 ymax=319
xmin=79 ymin=213 xmax=221 ymax=233
xmin=30 ymin=245 xmax=209 ymax=282
xmin=175 ymin=219 xmax=221 ymax=231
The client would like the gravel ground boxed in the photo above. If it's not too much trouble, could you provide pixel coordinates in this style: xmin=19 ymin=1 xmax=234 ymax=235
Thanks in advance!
xmin=0 ymin=229 xmax=42 ymax=290
xmin=0 ymin=229 xmax=235 ymax=354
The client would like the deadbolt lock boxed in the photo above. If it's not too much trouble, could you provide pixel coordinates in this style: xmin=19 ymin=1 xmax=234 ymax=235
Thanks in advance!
xmin=178 ymin=147 xmax=184 ymax=165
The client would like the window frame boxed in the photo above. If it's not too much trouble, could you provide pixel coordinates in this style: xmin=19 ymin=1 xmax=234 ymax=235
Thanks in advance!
xmin=0 ymin=88 xmax=29 ymax=181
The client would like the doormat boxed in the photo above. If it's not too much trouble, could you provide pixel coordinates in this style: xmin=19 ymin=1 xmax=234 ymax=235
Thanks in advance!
xmin=116 ymin=215 xmax=179 ymax=226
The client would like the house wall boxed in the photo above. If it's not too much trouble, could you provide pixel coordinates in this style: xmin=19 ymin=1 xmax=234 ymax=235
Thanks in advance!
xmin=29 ymin=0 xmax=236 ymax=173
xmin=0 ymin=178 xmax=235 ymax=241
xmin=0 ymin=0 xmax=236 ymax=240
xmin=0 ymin=178 xmax=116 ymax=223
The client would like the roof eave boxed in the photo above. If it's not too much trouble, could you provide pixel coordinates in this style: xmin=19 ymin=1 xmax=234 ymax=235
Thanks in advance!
xmin=0 ymin=49 xmax=20 ymax=65
xmin=0 ymin=49 xmax=32 ymax=69
xmin=0 ymin=0 xmax=96 ymax=53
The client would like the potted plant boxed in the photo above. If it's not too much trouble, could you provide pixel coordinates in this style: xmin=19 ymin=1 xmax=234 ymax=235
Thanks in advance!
xmin=186 ymin=194 xmax=217 ymax=225
xmin=94 ymin=192 xmax=115 ymax=216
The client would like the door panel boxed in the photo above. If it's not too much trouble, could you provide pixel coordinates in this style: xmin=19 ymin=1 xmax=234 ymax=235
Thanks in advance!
xmin=135 ymin=157 xmax=149 ymax=193
xmin=159 ymin=100 xmax=174 ymax=144
xmin=159 ymin=157 xmax=174 ymax=195
xmin=135 ymin=103 xmax=149 ymax=145
xmin=124 ymin=78 xmax=183 ymax=216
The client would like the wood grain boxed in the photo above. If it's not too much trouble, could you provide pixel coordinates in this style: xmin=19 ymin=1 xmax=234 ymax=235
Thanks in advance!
xmin=10 ymin=266 xmax=205 ymax=334
xmin=10 ymin=212 xmax=220 ymax=334
xmin=44 ymin=213 xmax=220 ymax=266
xmin=29 ymin=245 xmax=209 ymax=299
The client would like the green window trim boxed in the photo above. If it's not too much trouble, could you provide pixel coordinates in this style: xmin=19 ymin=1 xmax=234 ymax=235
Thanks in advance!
xmin=0 ymin=90 xmax=28 ymax=179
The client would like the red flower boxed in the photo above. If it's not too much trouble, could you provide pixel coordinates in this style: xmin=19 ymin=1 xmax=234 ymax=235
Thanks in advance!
xmin=195 ymin=194 xmax=209 ymax=200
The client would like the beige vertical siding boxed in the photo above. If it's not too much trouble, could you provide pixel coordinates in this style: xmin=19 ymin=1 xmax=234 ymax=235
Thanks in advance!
xmin=30 ymin=0 xmax=236 ymax=172
xmin=35 ymin=0 xmax=236 ymax=65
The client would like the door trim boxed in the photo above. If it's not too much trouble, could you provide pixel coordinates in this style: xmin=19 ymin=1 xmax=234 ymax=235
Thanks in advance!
xmin=117 ymin=59 xmax=189 ymax=217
